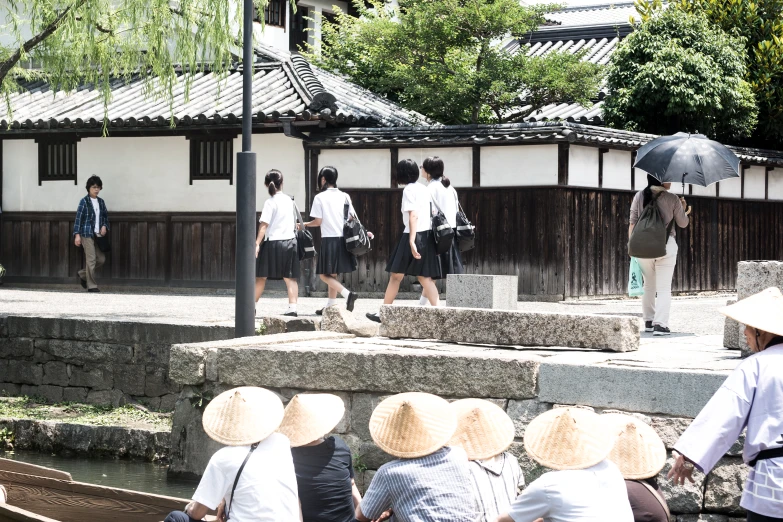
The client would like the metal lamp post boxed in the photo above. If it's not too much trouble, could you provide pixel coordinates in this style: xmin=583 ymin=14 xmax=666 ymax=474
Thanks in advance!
xmin=235 ymin=0 xmax=257 ymax=337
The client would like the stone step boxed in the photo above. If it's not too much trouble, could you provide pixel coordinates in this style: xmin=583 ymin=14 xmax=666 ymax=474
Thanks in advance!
xmin=378 ymin=304 xmax=640 ymax=352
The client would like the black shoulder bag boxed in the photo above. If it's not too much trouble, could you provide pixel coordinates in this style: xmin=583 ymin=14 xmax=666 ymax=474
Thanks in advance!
xmin=454 ymin=194 xmax=475 ymax=252
xmin=225 ymin=442 xmax=259 ymax=521
xmin=292 ymin=199 xmax=316 ymax=261
xmin=343 ymin=197 xmax=371 ymax=256
xmin=429 ymin=197 xmax=454 ymax=255
xmin=87 ymin=197 xmax=111 ymax=253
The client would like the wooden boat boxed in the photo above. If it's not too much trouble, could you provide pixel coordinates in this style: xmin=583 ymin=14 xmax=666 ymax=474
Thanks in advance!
xmin=0 ymin=457 xmax=190 ymax=522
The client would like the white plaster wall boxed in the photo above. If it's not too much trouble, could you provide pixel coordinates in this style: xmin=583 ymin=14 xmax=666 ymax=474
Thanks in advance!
xmin=691 ymin=183 xmax=716 ymax=197
xmin=602 ymin=150 xmax=632 ymax=190
xmin=568 ymin=145 xmax=599 ymax=188
xmin=744 ymin=166 xmax=766 ymax=199
xmin=480 ymin=145 xmax=558 ymax=187
xmin=719 ymin=176 xmax=742 ymax=199
xmin=2 ymin=133 xmax=305 ymax=212
xmin=254 ymin=23 xmax=289 ymax=51
xmin=768 ymin=169 xmax=783 ymax=201
xmin=318 ymin=149 xmax=390 ymax=189
xmin=633 ymin=168 xmax=647 ymax=191
xmin=402 ymin=147 xmax=472 ymax=188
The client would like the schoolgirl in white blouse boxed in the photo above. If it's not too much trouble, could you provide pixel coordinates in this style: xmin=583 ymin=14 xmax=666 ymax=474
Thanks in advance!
xmin=254 ymin=170 xmax=299 ymax=317
xmin=366 ymin=159 xmax=441 ymax=323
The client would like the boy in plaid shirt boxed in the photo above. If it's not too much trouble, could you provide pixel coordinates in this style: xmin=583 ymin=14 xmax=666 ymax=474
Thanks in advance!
xmin=73 ymin=176 xmax=110 ymax=292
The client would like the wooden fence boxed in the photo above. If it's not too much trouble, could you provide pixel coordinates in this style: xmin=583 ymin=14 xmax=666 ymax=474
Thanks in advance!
xmin=2 ymin=187 xmax=782 ymax=296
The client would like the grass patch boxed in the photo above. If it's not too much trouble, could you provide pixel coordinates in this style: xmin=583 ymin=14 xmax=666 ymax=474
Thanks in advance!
xmin=0 ymin=397 xmax=171 ymax=430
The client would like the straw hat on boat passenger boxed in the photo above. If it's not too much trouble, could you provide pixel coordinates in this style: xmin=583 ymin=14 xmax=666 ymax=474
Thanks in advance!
xmin=523 ymin=407 xmax=616 ymax=470
xmin=719 ymin=286 xmax=783 ymax=337
xmin=202 ymin=386 xmax=284 ymax=446
xmin=603 ymin=413 xmax=667 ymax=480
xmin=369 ymin=392 xmax=457 ymax=459
xmin=277 ymin=393 xmax=346 ymax=447
xmin=449 ymin=398 xmax=515 ymax=460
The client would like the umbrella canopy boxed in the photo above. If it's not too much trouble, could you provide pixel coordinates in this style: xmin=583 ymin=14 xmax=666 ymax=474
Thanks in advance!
xmin=633 ymin=132 xmax=740 ymax=187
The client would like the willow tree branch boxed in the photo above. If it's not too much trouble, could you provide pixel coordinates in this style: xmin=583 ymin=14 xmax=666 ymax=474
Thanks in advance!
xmin=0 ymin=0 xmax=87 ymax=83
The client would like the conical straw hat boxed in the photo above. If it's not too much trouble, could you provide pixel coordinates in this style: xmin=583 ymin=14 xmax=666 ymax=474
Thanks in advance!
xmin=524 ymin=407 xmax=615 ymax=470
xmin=603 ymin=413 xmax=666 ymax=479
xmin=449 ymin=399 xmax=515 ymax=460
xmin=202 ymin=387 xmax=284 ymax=446
xmin=369 ymin=392 xmax=457 ymax=459
xmin=719 ymin=287 xmax=783 ymax=337
xmin=277 ymin=393 xmax=346 ymax=447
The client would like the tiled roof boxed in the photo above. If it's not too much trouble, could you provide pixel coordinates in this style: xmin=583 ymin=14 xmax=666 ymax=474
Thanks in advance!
xmin=307 ymin=121 xmax=783 ymax=167
xmin=0 ymin=44 xmax=430 ymax=133
xmin=543 ymin=2 xmax=639 ymax=27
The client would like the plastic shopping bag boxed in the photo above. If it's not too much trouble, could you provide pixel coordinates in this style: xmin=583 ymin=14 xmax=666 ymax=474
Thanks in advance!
xmin=628 ymin=257 xmax=644 ymax=297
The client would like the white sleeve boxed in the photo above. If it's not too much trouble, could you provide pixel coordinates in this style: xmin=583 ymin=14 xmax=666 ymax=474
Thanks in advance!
xmin=401 ymin=186 xmax=417 ymax=213
xmin=507 ymin=475 xmax=552 ymax=522
xmin=259 ymin=199 xmax=275 ymax=225
xmin=674 ymin=366 xmax=755 ymax=473
xmin=192 ymin=457 xmax=228 ymax=510
xmin=310 ymin=195 xmax=324 ymax=219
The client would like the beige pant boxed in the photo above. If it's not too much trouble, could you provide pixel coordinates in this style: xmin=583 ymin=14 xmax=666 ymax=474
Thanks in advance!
xmin=78 ymin=237 xmax=105 ymax=289
xmin=637 ymin=237 xmax=678 ymax=328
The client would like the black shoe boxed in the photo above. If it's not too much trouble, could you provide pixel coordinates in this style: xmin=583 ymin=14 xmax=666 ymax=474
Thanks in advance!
xmin=644 ymin=321 xmax=654 ymax=333
xmin=79 ymin=277 xmax=87 ymax=289
xmin=366 ymin=312 xmax=381 ymax=323
xmin=315 ymin=308 xmax=324 ymax=316
xmin=653 ymin=325 xmax=671 ymax=336
xmin=346 ymin=292 xmax=358 ymax=312
xmin=88 ymin=288 xmax=100 ymax=293
xmin=283 ymin=311 xmax=298 ymax=317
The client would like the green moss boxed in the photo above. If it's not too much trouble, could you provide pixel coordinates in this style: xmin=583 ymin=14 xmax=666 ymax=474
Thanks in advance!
xmin=0 ymin=397 xmax=171 ymax=431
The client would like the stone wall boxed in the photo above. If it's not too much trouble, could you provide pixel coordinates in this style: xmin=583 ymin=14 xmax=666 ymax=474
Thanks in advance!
xmin=0 ymin=316 xmax=234 ymax=411
xmin=167 ymin=335 xmax=746 ymax=519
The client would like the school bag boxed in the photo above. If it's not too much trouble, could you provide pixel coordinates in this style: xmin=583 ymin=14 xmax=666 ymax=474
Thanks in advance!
xmin=343 ymin=197 xmax=371 ymax=256
xmin=628 ymin=192 xmax=675 ymax=259
xmin=454 ymin=196 xmax=475 ymax=252
xmin=292 ymin=199 xmax=316 ymax=261
xmin=430 ymin=198 xmax=455 ymax=255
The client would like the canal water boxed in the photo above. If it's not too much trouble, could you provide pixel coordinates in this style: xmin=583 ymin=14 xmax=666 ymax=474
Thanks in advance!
xmin=2 ymin=450 xmax=198 ymax=499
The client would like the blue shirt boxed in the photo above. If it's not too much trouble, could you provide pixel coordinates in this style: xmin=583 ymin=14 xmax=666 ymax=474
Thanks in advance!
xmin=73 ymin=196 xmax=110 ymax=238
xmin=360 ymin=446 xmax=479 ymax=522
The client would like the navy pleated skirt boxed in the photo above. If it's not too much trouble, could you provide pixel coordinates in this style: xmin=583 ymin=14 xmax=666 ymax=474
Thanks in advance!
xmin=386 ymin=231 xmax=442 ymax=279
xmin=317 ymin=236 xmax=357 ymax=275
xmin=435 ymin=240 xmax=464 ymax=280
xmin=256 ymin=239 xmax=300 ymax=280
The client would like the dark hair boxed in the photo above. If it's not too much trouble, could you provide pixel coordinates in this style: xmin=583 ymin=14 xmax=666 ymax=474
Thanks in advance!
xmin=85 ymin=175 xmax=103 ymax=192
xmin=318 ymin=166 xmax=339 ymax=190
xmin=422 ymin=156 xmax=450 ymax=188
xmin=642 ymin=174 xmax=663 ymax=207
xmin=265 ymin=169 xmax=283 ymax=197
xmin=396 ymin=159 xmax=419 ymax=185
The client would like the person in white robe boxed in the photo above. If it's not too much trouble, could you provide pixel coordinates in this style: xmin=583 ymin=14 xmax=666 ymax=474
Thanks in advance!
xmin=668 ymin=287 xmax=783 ymax=522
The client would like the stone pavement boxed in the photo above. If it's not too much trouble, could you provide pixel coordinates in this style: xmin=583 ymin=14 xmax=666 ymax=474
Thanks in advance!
xmin=0 ymin=287 xmax=740 ymax=374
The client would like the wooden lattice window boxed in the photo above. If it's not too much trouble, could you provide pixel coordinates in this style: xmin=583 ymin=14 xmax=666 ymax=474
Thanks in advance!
xmin=188 ymin=135 xmax=235 ymax=185
xmin=260 ymin=0 xmax=286 ymax=27
xmin=37 ymin=138 xmax=79 ymax=185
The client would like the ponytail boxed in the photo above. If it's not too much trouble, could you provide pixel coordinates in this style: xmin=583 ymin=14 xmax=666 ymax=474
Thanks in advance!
xmin=441 ymin=176 xmax=451 ymax=188
xmin=265 ymin=169 xmax=283 ymax=197
xmin=422 ymin=156 xmax=447 ymax=186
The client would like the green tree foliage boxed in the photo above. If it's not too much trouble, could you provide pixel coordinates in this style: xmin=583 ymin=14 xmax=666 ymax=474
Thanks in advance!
xmin=635 ymin=0 xmax=783 ymax=145
xmin=309 ymin=0 xmax=604 ymax=125
xmin=0 ymin=0 xmax=267 ymax=127
xmin=604 ymin=9 xmax=757 ymax=141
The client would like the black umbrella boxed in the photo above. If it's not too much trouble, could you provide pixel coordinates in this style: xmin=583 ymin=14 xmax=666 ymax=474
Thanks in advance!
xmin=633 ymin=132 xmax=740 ymax=190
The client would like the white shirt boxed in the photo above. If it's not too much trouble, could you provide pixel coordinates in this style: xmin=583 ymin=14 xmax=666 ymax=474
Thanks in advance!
xmin=310 ymin=188 xmax=355 ymax=238
xmin=259 ymin=193 xmax=297 ymax=241
xmin=508 ymin=460 xmax=633 ymax=522
xmin=675 ymin=343 xmax=783 ymax=518
xmin=90 ymin=197 xmax=101 ymax=234
xmin=428 ymin=180 xmax=458 ymax=229
xmin=401 ymin=182 xmax=432 ymax=233
xmin=192 ymin=433 xmax=299 ymax=522
xmin=469 ymin=452 xmax=525 ymax=522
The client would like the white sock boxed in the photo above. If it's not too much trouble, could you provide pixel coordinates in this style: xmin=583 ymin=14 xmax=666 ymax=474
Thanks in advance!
xmin=287 ymin=303 xmax=297 ymax=313
xmin=326 ymin=298 xmax=337 ymax=306
xmin=419 ymin=295 xmax=429 ymax=306
xmin=339 ymin=287 xmax=351 ymax=299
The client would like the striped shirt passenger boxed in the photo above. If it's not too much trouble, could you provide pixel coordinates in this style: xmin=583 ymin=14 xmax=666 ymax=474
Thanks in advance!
xmin=359 ymin=446 xmax=480 ymax=522
xmin=467 ymin=452 xmax=525 ymax=522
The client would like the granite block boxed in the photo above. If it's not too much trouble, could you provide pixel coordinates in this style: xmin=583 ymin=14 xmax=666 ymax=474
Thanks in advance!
xmin=446 ymin=274 xmax=518 ymax=310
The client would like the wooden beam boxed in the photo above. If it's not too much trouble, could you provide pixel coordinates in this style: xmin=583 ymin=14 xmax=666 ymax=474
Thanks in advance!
xmin=0 ymin=458 xmax=71 ymax=481
xmin=390 ymin=148 xmax=399 ymax=188
xmin=557 ymin=142 xmax=569 ymax=185
xmin=630 ymin=150 xmax=637 ymax=190
xmin=766 ymin=166 xmax=773 ymax=200
xmin=741 ymin=164 xmax=748 ymax=199
xmin=310 ymin=148 xmax=320 ymax=213
xmin=472 ymin=145 xmax=481 ymax=187
xmin=597 ymin=147 xmax=608 ymax=188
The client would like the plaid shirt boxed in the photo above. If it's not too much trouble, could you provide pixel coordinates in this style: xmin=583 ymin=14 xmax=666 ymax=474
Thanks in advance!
xmin=73 ymin=196 xmax=110 ymax=238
